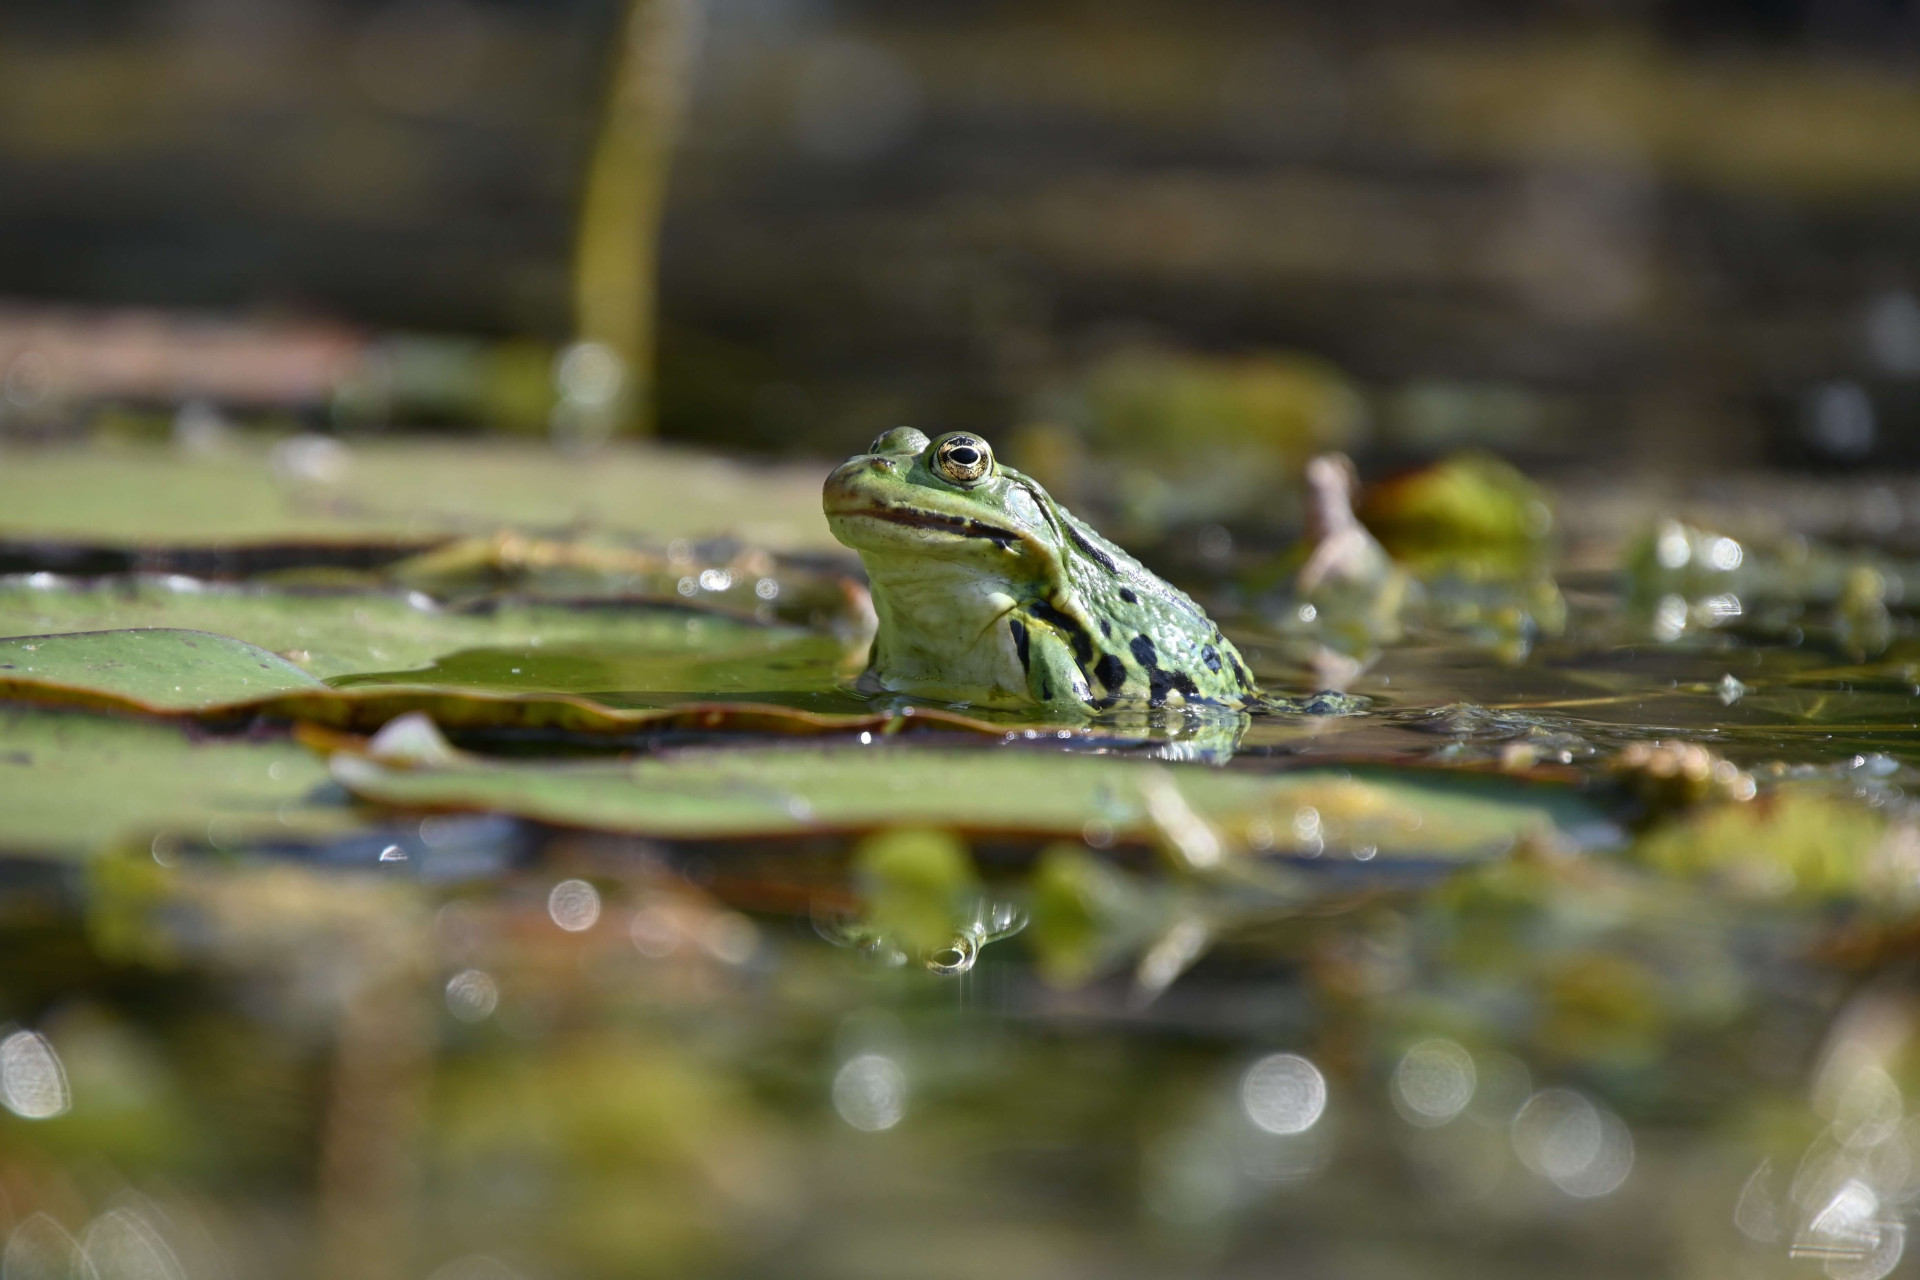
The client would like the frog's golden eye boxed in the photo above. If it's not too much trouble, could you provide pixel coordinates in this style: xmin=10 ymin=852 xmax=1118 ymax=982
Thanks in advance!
xmin=933 ymin=433 xmax=992 ymax=484
xmin=870 ymin=426 xmax=929 ymax=456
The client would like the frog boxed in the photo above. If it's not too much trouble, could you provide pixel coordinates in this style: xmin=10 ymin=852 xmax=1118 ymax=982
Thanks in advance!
xmin=823 ymin=427 xmax=1260 ymax=714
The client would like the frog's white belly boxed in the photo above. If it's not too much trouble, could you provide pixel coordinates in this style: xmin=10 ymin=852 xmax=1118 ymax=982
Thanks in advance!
xmin=858 ymin=555 xmax=1030 ymax=705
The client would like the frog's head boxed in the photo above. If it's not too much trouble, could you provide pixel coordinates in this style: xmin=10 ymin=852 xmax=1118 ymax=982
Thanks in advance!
xmin=824 ymin=428 xmax=1062 ymax=569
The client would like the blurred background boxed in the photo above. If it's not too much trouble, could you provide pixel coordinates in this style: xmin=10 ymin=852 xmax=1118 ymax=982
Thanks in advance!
xmin=10 ymin=8 xmax=1920 ymax=1280
xmin=4 ymin=0 xmax=1919 ymax=483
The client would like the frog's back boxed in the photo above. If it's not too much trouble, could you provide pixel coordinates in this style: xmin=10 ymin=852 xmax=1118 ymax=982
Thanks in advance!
xmin=1016 ymin=499 xmax=1259 ymax=711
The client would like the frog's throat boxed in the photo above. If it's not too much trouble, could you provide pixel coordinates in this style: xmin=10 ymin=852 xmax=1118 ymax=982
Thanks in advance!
xmin=858 ymin=558 xmax=1034 ymax=704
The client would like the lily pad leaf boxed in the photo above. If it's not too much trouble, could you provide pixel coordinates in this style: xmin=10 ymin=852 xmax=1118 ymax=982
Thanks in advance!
xmin=0 ymin=705 xmax=341 ymax=857
xmin=0 ymin=629 xmax=325 ymax=711
xmin=330 ymin=741 xmax=1616 ymax=854
xmin=0 ymin=440 xmax=838 ymax=551
xmin=0 ymin=630 xmax=1007 ymax=739
xmin=0 ymin=578 xmax=852 ymax=685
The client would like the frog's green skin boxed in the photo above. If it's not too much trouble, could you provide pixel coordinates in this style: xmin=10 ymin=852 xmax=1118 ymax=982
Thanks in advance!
xmin=824 ymin=428 xmax=1259 ymax=713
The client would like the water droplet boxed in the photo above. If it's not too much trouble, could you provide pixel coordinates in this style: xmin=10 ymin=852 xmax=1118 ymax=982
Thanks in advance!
xmin=80 ymin=1205 xmax=188 ymax=1280
xmin=1655 ymin=521 xmax=1692 ymax=570
xmin=1653 ymin=594 xmax=1688 ymax=642
xmin=924 ymin=933 xmax=977 ymax=976
xmin=0 ymin=1030 xmax=70 ymax=1119
xmin=3 ymin=1214 xmax=84 ymax=1279
xmin=445 ymin=969 xmax=498 ymax=1022
xmin=1241 ymin=1053 xmax=1327 ymax=1135
xmin=1735 ymin=1158 xmax=1784 ymax=1244
xmin=1794 ymin=1179 xmax=1905 ymax=1280
xmin=555 ymin=341 xmax=624 ymax=406
xmin=547 ymin=879 xmax=602 ymax=932
xmin=1510 ymin=1088 xmax=1633 ymax=1197
xmin=833 ymin=1053 xmax=907 ymax=1131
xmin=1392 ymin=1039 xmax=1477 ymax=1127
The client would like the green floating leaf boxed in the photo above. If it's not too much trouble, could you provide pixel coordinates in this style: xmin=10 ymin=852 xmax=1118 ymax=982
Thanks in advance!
xmin=0 ymin=579 xmax=847 ymax=689
xmin=331 ymin=741 xmax=1614 ymax=853
xmin=0 ymin=706 xmax=341 ymax=856
xmin=0 ymin=626 xmax=1002 ymax=739
xmin=0 ymin=629 xmax=324 ymax=710
xmin=0 ymin=439 xmax=838 ymax=551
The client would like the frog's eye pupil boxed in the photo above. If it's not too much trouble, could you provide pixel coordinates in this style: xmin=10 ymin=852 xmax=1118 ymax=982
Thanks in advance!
xmin=934 ymin=434 xmax=992 ymax=483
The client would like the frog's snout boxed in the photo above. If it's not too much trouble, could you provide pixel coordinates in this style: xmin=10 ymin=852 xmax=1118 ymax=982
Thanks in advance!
xmin=823 ymin=456 xmax=895 ymax=512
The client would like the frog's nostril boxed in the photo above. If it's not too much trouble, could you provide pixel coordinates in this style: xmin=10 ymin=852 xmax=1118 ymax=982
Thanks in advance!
xmin=870 ymin=458 xmax=896 ymax=472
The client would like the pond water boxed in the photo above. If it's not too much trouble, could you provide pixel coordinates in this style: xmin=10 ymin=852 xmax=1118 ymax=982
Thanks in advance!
xmin=2 ymin=450 xmax=1919 ymax=1280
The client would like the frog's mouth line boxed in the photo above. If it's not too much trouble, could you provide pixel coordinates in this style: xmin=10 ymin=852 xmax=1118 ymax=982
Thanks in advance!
xmin=828 ymin=502 xmax=1021 ymax=552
